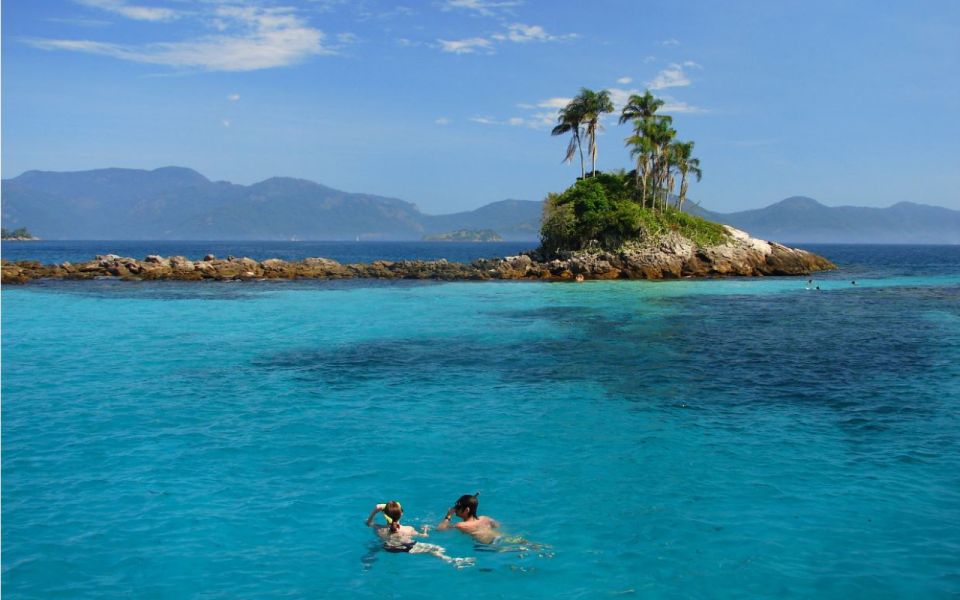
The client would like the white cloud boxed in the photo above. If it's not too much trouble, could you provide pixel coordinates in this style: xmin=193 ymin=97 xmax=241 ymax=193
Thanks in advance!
xmin=221 ymin=119 xmax=231 ymax=128
xmin=438 ymin=37 xmax=492 ymax=54
xmin=643 ymin=55 xmax=656 ymax=63
xmin=336 ymin=32 xmax=360 ymax=44
xmin=441 ymin=0 xmax=521 ymax=17
xmin=607 ymin=88 xmax=634 ymax=111
xmin=683 ymin=60 xmax=702 ymax=68
xmin=648 ymin=63 xmax=692 ymax=90
xmin=76 ymin=0 xmax=178 ymax=22
xmin=658 ymin=38 xmax=680 ymax=46
xmin=28 ymin=6 xmax=330 ymax=72
xmin=310 ymin=0 xmax=351 ymax=13
xmin=661 ymin=101 xmax=708 ymax=114
xmin=437 ymin=22 xmax=575 ymax=55
xmin=526 ymin=111 xmax=557 ymax=128
xmin=227 ymin=93 xmax=240 ymax=101
xmin=536 ymin=97 xmax=572 ymax=109
xmin=497 ymin=97 xmax=574 ymax=130
xmin=46 ymin=16 xmax=113 ymax=27
xmin=468 ymin=111 xmax=555 ymax=129
xmin=435 ymin=117 xmax=451 ymax=125
xmin=490 ymin=23 xmax=576 ymax=43
xmin=608 ymin=88 xmax=707 ymax=115
xmin=617 ymin=76 xmax=632 ymax=85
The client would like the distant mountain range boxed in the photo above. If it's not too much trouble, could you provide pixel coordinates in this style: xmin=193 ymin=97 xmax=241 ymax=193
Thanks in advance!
xmin=2 ymin=167 xmax=957 ymax=243
xmin=690 ymin=197 xmax=960 ymax=244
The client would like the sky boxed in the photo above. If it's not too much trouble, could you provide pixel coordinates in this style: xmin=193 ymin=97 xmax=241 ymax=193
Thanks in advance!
xmin=2 ymin=0 xmax=959 ymax=214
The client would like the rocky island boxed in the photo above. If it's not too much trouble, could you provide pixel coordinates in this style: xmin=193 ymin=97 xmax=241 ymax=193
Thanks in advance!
xmin=1 ymin=227 xmax=39 ymax=241
xmin=0 ymin=92 xmax=839 ymax=285
xmin=0 ymin=225 xmax=833 ymax=285
xmin=423 ymin=229 xmax=503 ymax=242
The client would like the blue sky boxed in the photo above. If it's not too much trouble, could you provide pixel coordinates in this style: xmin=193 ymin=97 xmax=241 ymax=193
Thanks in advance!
xmin=3 ymin=0 xmax=958 ymax=213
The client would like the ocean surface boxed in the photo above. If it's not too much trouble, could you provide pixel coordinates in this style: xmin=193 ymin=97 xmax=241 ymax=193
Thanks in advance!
xmin=3 ymin=243 xmax=959 ymax=599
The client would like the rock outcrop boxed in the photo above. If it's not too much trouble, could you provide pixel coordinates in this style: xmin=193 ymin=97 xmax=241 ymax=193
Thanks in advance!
xmin=1 ymin=227 xmax=834 ymax=285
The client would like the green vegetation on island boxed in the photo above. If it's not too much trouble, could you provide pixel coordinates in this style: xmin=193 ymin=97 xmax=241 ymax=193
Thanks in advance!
xmin=1 ymin=227 xmax=38 ymax=240
xmin=541 ymin=89 xmax=724 ymax=256
xmin=423 ymin=229 xmax=503 ymax=242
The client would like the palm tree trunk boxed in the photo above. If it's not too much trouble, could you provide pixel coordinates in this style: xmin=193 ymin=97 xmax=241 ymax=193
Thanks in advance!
xmin=591 ymin=138 xmax=597 ymax=175
xmin=576 ymin=133 xmax=585 ymax=179
xmin=678 ymin=171 xmax=688 ymax=211
xmin=641 ymin=161 xmax=648 ymax=209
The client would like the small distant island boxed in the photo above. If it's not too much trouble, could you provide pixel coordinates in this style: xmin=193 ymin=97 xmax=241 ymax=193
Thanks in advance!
xmin=1 ymin=227 xmax=39 ymax=241
xmin=423 ymin=229 xmax=503 ymax=242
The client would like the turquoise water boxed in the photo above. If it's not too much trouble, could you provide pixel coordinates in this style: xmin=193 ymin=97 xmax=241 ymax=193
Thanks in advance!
xmin=3 ymin=247 xmax=960 ymax=598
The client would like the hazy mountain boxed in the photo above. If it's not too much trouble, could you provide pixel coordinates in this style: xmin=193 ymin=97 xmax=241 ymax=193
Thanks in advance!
xmin=2 ymin=168 xmax=428 ymax=240
xmin=690 ymin=196 xmax=960 ymax=244
xmin=2 ymin=168 xmax=957 ymax=243
xmin=422 ymin=199 xmax=542 ymax=240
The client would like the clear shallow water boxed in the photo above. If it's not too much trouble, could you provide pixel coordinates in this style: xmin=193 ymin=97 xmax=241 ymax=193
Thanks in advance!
xmin=3 ymin=246 xmax=960 ymax=599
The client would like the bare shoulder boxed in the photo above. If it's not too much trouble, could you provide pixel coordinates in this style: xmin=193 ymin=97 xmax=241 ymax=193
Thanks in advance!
xmin=372 ymin=526 xmax=390 ymax=539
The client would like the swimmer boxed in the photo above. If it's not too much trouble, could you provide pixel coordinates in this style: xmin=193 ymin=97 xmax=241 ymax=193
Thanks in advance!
xmin=437 ymin=493 xmax=549 ymax=555
xmin=437 ymin=493 xmax=500 ymax=543
xmin=365 ymin=501 xmax=471 ymax=566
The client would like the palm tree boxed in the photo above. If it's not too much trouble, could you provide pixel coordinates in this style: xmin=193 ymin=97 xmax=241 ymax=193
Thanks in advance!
xmin=618 ymin=90 xmax=664 ymax=125
xmin=625 ymin=115 xmax=675 ymax=210
xmin=621 ymin=92 xmax=675 ymax=209
xmin=671 ymin=141 xmax=702 ymax=211
xmin=625 ymin=131 xmax=654 ymax=207
xmin=551 ymin=100 xmax=586 ymax=179
xmin=578 ymin=88 xmax=615 ymax=176
xmin=652 ymin=118 xmax=677 ymax=210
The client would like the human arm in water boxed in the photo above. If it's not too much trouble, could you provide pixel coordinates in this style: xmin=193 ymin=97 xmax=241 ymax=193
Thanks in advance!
xmin=365 ymin=503 xmax=387 ymax=527
xmin=437 ymin=506 xmax=457 ymax=530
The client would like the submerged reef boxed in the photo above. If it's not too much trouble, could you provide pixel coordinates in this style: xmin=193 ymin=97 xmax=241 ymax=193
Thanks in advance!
xmin=1 ymin=227 xmax=834 ymax=285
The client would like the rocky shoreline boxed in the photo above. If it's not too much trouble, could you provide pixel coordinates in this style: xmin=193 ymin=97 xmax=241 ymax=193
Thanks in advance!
xmin=1 ymin=227 xmax=834 ymax=285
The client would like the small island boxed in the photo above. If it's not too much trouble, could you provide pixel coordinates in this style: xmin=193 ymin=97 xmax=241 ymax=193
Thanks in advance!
xmin=423 ymin=229 xmax=503 ymax=242
xmin=1 ymin=227 xmax=39 ymax=241
xmin=0 ymin=91 xmax=836 ymax=285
